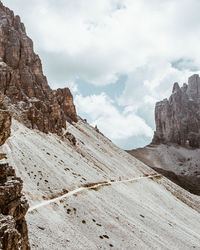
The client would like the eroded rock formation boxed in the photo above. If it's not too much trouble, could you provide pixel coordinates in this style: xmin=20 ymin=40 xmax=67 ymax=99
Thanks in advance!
xmin=0 ymin=106 xmax=30 ymax=249
xmin=0 ymin=163 xmax=30 ymax=250
xmin=152 ymin=74 xmax=200 ymax=148
xmin=0 ymin=1 xmax=77 ymax=136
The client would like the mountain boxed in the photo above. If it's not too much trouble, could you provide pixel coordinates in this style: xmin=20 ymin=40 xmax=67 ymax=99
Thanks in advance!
xmin=0 ymin=2 xmax=200 ymax=249
xmin=0 ymin=1 xmax=77 ymax=136
xmin=152 ymin=74 xmax=200 ymax=148
xmin=128 ymin=75 xmax=200 ymax=195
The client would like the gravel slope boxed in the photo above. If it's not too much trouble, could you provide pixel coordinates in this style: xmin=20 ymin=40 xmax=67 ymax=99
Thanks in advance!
xmin=1 ymin=119 xmax=200 ymax=249
xmin=128 ymin=144 xmax=200 ymax=195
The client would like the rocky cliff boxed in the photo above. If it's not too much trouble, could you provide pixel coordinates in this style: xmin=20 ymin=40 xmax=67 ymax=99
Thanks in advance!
xmin=0 ymin=163 xmax=30 ymax=250
xmin=0 ymin=1 xmax=77 ymax=136
xmin=152 ymin=74 xmax=200 ymax=147
xmin=0 ymin=105 xmax=30 ymax=249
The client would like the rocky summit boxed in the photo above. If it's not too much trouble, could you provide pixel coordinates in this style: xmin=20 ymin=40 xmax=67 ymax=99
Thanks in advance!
xmin=0 ymin=1 xmax=77 ymax=136
xmin=152 ymin=74 xmax=200 ymax=147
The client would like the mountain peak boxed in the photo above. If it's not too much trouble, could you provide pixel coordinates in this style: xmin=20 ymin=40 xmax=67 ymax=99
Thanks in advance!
xmin=152 ymin=74 xmax=200 ymax=147
xmin=0 ymin=2 xmax=77 ymax=135
xmin=172 ymin=82 xmax=181 ymax=93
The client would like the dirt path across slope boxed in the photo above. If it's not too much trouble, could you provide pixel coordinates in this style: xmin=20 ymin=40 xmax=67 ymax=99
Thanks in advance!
xmin=28 ymin=174 xmax=161 ymax=212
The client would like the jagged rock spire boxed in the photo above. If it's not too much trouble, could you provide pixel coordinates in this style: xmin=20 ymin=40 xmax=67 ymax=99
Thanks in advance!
xmin=152 ymin=74 xmax=200 ymax=148
xmin=172 ymin=82 xmax=180 ymax=93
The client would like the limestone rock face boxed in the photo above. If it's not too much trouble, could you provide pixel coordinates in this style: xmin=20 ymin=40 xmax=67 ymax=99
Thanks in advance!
xmin=0 ymin=2 xmax=77 ymax=136
xmin=0 ymin=107 xmax=30 ymax=249
xmin=0 ymin=163 xmax=30 ymax=250
xmin=152 ymin=74 xmax=200 ymax=147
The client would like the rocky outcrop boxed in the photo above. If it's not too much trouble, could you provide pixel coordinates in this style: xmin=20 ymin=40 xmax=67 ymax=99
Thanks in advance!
xmin=0 ymin=1 xmax=77 ymax=136
xmin=0 ymin=163 xmax=30 ymax=250
xmin=152 ymin=74 xmax=200 ymax=148
xmin=0 ymin=106 xmax=30 ymax=249
xmin=54 ymin=88 xmax=78 ymax=123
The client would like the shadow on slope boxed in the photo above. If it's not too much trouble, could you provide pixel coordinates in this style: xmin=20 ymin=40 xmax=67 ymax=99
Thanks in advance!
xmin=127 ymin=146 xmax=200 ymax=196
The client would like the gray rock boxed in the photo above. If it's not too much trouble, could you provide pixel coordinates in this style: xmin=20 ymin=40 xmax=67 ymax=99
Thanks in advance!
xmin=152 ymin=74 xmax=200 ymax=148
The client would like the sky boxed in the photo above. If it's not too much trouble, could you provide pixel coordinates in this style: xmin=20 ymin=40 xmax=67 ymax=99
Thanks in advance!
xmin=2 ymin=0 xmax=200 ymax=149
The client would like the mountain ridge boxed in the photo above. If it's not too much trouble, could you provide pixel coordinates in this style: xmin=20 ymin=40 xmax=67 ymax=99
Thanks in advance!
xmin=0 ymin=1 xmax=77 ymax=137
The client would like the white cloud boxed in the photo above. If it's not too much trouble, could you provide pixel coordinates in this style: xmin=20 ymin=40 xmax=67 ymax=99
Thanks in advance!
xmin=118 ymin=59 xmax=200 ymax=108
xmin=54 ymin=80 xmax=78 ymax=93
xmin=75 ymin=93 xmax=153 ymax=142
xmin=4 ymin=0 xmax=200 ymax=86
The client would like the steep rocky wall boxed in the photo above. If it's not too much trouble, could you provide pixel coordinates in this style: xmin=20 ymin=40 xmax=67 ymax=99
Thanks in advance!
xmin=152 ymin=74 xmax=200 ymax=148
xmin=0 ymin=106 xmax=30 ymax=249
xmin=0 ymin=1 xmax=77 ymax=136
xmin=0 ymin=163 xmax=30 ymax=250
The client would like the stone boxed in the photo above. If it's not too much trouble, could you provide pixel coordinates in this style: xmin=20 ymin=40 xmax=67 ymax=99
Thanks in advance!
xmin=54 ymin=88 xmax=78 ymax=123
xmin=64 ymin=132 xmax=76 ymax=146
xmin=152 ymin=74 xmax=200 ymax=148
xmin=0 ymin=215 xmax=20 ymax=250
xmin=0 ymin=163 xmax=30 ymax=250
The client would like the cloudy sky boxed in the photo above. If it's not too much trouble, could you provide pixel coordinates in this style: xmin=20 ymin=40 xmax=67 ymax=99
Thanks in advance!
xmin=3 ymin=0 xmax=200 ymax=149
